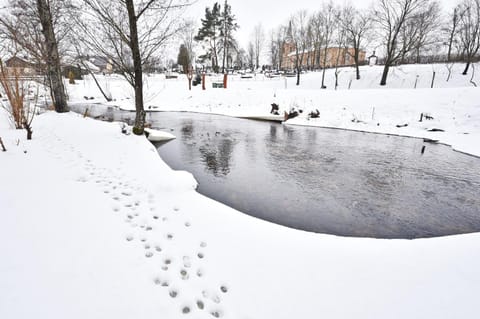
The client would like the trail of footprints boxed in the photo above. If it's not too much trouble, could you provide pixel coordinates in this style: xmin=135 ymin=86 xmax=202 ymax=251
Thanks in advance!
xmin=56 ymin=135 xmax=231 ymax=318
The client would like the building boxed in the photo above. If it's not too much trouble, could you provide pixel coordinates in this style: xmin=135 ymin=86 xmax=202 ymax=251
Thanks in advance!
xmin=281 ymin=43 xmax=366 ymax=70
xmin=4 ymin=56 xmax=42 ymax=75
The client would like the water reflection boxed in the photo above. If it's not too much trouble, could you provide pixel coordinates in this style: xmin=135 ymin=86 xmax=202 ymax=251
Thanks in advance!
xmin=152 ymin=112 xmax=480 ymax=239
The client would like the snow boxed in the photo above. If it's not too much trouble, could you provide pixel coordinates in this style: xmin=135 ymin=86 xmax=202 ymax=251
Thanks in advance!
xmin=67 ymin=63 xmax=480 ymax=157
xmin=1 ymin=63 xmax=480 ymax=318
xmin=144 ymin=128 xmax=176 ymax=142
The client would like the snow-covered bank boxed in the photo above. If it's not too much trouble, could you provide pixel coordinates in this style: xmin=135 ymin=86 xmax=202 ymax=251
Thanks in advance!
xmin=67 ymin=63 xmax=480 ymax=157
xmin=1 ymin=111 xmax=480 ymax=319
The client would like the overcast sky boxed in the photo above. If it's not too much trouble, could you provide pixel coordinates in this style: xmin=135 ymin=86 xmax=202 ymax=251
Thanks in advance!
xmin=185 ymin=0 xmax=459 ymax=50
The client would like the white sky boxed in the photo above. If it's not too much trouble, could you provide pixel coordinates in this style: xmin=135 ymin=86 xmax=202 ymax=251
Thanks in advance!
xmin=185 ymin=0 xmax=459 ymax=50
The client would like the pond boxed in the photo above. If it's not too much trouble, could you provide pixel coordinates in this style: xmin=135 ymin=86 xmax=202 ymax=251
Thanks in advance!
xmin=148 ymin=112 xmax=480 ymax=239
xmin=71 ymin=105 xmax=480 ymax=239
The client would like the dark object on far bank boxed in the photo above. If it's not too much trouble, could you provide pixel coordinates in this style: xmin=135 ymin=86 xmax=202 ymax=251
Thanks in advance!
xmin=270 ymin=103 xmax=280 ymax=115
xmin=309 ymin=109 xmax=320 ymax=119
xmin=284 ymin=108 xmax=301 ymax=121
xmin=419 ymin=113 xmax=434 ymax=122
xmin=192 ymin=74 xmax=202 ymax=86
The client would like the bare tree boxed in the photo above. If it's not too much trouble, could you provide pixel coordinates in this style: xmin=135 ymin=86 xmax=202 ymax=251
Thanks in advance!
xmin=0 ymin=0 xmax=69 ymax=112
xmin=444 ymin=5 xmax=462 ymax=62
xmin=272 ymin=25 xmax=288 ymax=70
xmin=373 ymin=0 xmax=432 ymax=86
xmin=457 ymin=0 xmax=480 ymax=75
xmin=397 ymin=1 xmax=441 ymax=64
xmin=333 ymin=20 xmax=347 ymax=90
xmin=180 ymin=18 xmax=197 ymax=68
xmin=251 ymin=23 xmax=265 ymax=70
xmin=247 ymin=41 xmax=255 ymax=69
xmin=318 ymin=2 xmax=337 ymax=88
xmin=309 ymin=13 xmax=324 ymax=70
xmin=269 ymin=29 xmax=279 ymax=69
xmin=341 ymin=5 xmax=372 ymax=80
xmin=76 ymin=0 xmax=190 ymax=135
xmin=287 ymin=10 xmax=309 ymax=86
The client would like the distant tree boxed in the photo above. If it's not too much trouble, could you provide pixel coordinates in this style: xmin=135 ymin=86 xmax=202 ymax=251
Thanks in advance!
xmin=318 ymin=2 xmax=338 ymax=88
xmin=309 ymin=13 xmax=324 ymax=70
xmin=247 ymin=41 xmax=255 ymax=69
xmin=457 ymin=0 xmax=480 ymax=75
xmin=397 ymin=1 xmax=441 ymax=64
xmin=180 ymin=18 xmax=197 ymax=68
xmin=177 ymin=44 xmax=190 ymax=73
xmin=287 ymin=10 xmax=309 ymax=86
xmin=341 ymin=5 xmax=372 ymax=80
xmin=412 ymin=1 xmax=441 ymax=63
xmin=373 ymin=0 xmax=432 ymax=86
xmin=273 ymin=25 xmax=289 ymax=70
xmin=219 ymin=0 xmax=238 ymax=73
xmin=251 ymin=23 xmax=265 ymax=70
xmin=444 ymin=5 xmax=462 ymax=62
xmin=269 ymin=29 xmax=279 ymax=69
xmin=195 ymin=3 xmax=222 ymax=72
xmin=235 ymin=47 xmax=247 ymax=69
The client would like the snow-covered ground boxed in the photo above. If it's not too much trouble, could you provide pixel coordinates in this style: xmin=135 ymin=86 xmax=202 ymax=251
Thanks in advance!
xmin=1 ymin=63 xmax=480 ymax=318
xmin=68 ymin=63 xmax=480 ymax=157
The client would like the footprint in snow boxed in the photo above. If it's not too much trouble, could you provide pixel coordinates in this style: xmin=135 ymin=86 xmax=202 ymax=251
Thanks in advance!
xmin=196 ymin=300 xmax=205 ymax=310
xmin=180 ymin=269 xmax=189 ymax=280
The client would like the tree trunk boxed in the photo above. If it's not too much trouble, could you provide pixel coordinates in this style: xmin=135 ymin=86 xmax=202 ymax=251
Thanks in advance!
xmin=36 ymin=0 xmax=68 ymax=113
xmin=380 ymin=63 xmax=390 ymax=86
xmin=463 ymin=61 xmax=471 ymax=75
xmin=321 ymin=47 xmax=328 ymax=88
xmin=126 ymin=0 xmax=145 ymax=135
xmin=296 ymin=67 xmax=300 ymax=86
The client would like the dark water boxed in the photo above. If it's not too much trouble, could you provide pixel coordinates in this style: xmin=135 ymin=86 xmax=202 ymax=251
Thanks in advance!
xmin=71 ymin=105 xmax=480 ymax=239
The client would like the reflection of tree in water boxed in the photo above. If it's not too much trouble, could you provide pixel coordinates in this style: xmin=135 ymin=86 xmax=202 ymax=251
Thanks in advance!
xmin=181 ymin=121 xmax=194 ymax=139
xmin=264 ymin=125 xmax=338 ymax=187
xmin=199 ymin=138 xmax=236 ymax=177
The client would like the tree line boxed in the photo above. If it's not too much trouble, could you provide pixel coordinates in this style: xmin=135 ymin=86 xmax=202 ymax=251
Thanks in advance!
xmin=181 ymin=0 xmax=479 ymax=87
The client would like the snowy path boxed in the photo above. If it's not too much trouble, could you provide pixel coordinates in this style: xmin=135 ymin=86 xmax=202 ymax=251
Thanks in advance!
xmin=1 ymin=113 xmax=230 ymax=318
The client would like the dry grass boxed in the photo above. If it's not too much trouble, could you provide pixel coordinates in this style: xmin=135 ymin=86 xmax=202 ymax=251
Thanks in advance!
xmin=0 ymin=59 xmax=36 ymax=139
